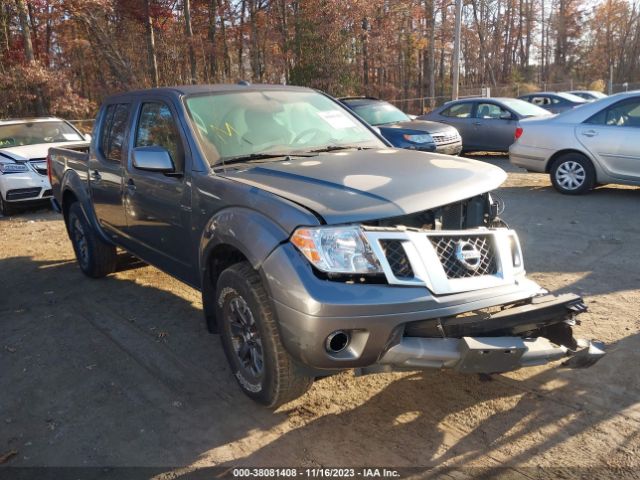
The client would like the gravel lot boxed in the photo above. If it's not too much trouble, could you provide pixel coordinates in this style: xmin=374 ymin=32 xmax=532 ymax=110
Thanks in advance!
xmin=1 ymin=156 xmax=639 ymax=477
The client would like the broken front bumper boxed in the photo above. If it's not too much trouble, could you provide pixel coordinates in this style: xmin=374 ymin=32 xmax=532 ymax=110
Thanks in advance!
xmin=376 ymin=336 xmax=605 ymax=373
xmin=373 ymin=293 xmax=605 ymax=374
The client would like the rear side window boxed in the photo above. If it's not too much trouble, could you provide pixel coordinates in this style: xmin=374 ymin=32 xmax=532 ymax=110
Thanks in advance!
xmin=135 ymin=102 xmax=184 ymax=172
xmin=441 ymin=102 xmax=473 ymax=118
xmin=530 ymin=96 xmax=551 ymax=106
xmin=585 ymin=98 xmax=640 ymax=127
xmin=99 ymin=103 xmax=131 ymax=163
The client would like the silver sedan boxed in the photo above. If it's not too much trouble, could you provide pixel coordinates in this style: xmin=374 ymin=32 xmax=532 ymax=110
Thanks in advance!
xmin=509 ymin=91 xmax=640 ymax=194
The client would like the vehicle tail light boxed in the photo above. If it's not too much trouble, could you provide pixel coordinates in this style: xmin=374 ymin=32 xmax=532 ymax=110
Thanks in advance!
xmin=46 ymin=154 xmax=52 ymax=185
xmin=515 ymin=127 xmax=523 ymax=140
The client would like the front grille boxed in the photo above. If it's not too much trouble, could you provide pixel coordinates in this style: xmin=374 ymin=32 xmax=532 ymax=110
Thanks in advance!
xmin=29 ymin=159 xmax=47 ymax=176
xmin=380 ymin=240 xmax=414 ymax=278
xmin=428 ymin=235 xmax=497 ymax=279
xmin=6 ymin=187 xmax=41 ymax=200
xmin=431 ymin=132 xmax=459 ymax=145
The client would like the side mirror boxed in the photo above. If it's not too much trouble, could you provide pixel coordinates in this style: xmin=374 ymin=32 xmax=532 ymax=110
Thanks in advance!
xmin=132 ymin=146 xmax=175 ymax=173
xmin=500 ymin=111 xmax=514 ymax=120
xmin=84 ymin=133 xmax=92 ymax=142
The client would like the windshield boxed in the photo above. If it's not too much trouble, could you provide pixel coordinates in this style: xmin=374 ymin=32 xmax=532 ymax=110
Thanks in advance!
xmin=348 ymin=101 xmax=410 ymax=125
xmin=500 ymin=98 xmax=552 ymax=117
xmin=185 ymin=90 xmax=385 ymax=164
xmin=0 ymin=121 xmax=83 ymax=148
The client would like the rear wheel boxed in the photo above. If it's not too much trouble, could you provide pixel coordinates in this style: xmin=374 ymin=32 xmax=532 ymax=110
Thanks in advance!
xmin=67 ymin=202 xmax=117 ymax=278
xmin=550 ymin=153 xmax=596 ymax=195
xmin=216 ymin=261 xmax=313 ymax=407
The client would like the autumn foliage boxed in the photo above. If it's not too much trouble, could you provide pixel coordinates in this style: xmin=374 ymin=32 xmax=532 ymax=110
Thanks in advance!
xmin=1 ymin=0 xmax=639 ymax=119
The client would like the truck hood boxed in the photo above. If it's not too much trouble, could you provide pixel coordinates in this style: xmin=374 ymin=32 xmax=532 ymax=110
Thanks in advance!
xmin=0 ymin=142 xmax=80 ymax=162
xmin=220 ymin=149 xmax=506 ymax=224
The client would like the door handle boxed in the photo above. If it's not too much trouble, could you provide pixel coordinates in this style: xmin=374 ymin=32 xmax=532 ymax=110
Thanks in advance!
xmin=91 ymin=170 xmax=102 ymax=181
xmin=126 ymin=179 xmax=136 ymax=194
xmin=473 ymin=121 xmax=482 ymax=126
xmin=582 ymin=130 xmax=598 ymax=137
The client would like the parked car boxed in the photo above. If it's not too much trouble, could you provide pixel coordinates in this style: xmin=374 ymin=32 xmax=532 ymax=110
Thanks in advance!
xmin=339 ymin=96 xmax=462 ymax=155
xmin=566 ymin=90 xmax=608 ymax=102
xmin=518 ymin=92 xmax=588 ymax=114
xmin=49 ymin=84 xmax=604 ymax=407
xmin=418 ymin=97 xmax=551 ymax=152
xmin=0 ymin=117 xmax=88 ymax=216
xmin=510 ymin=91 xmax=640 ymax=194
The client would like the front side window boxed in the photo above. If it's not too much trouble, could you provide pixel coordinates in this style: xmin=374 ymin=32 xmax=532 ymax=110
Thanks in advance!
xmin=441 ymin=102 xmax=473 ymax=118
xmin=136 ymin=102 xmax=184 ymax=171
xmin=0 ymin=121 xmax=82 ymax=148
xmin=100 ymin=103 xmax=131 ymax=163
xmin=476 ymin=103 xmax=510 ymax=119
xmin=348 ymin=101 xmax=410 ymax=125
xmin=586 ymin=99 xmax=640 ymax=127
xmin=185 ymin=90 xmax=384 ymax=164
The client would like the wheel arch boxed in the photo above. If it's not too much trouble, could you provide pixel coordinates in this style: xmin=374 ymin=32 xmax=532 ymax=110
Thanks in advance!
xmin=199 ymin=207 xmax=290 ymax=332
xmin=545 ymin=148 xmax=594 ymax=173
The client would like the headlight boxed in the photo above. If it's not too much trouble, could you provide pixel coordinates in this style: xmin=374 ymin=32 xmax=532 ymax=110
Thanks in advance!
xmin=291 ymin=226 xmax=382 ymax=274
xmin=402 ymin=133 xmax=433 ymax=144
xmin=0 ymin=163 xmax=29 ymax=174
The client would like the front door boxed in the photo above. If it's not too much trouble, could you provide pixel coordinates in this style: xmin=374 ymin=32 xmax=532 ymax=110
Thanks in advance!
xmin=124 ymin=100 xmax=193 ymax=281
xmin=473 ymin=102 xmax=518 ymax=151
xmin=577 ymin=97 xmax=640 ymax=181
xmin=88 ymin=103 xmax=132 ymax=237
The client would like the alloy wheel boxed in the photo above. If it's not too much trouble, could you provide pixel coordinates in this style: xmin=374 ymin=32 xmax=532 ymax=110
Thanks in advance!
xmin=71 ymin=216 xmax=89 ymax=269
xmin=227 ymin=295 xmax=264 ymax=378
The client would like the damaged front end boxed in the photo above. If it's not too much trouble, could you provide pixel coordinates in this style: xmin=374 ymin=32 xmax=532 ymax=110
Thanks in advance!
xmin=352 ymin=192 xmax=605 ymax=375
xmin=367 ymin=293 xmax=605 ymax=375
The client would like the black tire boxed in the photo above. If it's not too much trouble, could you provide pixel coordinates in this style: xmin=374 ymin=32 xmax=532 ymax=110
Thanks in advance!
xmin=550 ymin=153 xmax=596 ymax=195
xmin=67 ymin=202 xmax=117 ymax=278
xmin=0 ymin=195 xmax=15 ymax=216
xmin=216 ymin=261 xmax=313 ymax=407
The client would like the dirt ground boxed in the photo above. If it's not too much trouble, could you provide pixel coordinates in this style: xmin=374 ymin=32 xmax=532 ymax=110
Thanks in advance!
xmin=1 ymin=156 xmax=639 ymax=477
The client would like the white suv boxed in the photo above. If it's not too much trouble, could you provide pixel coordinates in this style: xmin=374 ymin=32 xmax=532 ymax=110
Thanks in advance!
xmin=0 ymin=117 xmax=88 ymax=215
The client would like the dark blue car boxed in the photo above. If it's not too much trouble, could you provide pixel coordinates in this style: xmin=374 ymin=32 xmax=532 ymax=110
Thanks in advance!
xmin=339 ymin=97 xmax=462 ymax=155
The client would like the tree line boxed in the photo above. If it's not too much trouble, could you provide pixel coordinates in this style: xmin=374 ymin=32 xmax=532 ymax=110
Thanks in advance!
xmin=1 ymin=0 xmax=639 ymax=118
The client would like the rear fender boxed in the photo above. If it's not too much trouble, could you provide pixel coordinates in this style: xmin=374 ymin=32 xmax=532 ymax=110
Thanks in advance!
xmin=60 ymin=169 xmax=112 ymax=245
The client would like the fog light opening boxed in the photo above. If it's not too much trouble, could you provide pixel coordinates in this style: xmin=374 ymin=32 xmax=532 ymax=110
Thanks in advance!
xmin=326 ymin=331 xmax=350 ymax=354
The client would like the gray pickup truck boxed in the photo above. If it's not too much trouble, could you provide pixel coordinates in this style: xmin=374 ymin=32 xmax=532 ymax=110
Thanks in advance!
xmin=49 ymin=84 xmax=604 ymax=407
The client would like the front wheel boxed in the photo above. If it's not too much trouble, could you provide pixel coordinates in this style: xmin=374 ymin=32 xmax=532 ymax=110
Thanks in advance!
xmin=216 ymin=262 xmax=313 ymax=407
xmin=550 ymin=153 xmax=596 ymax=195
xmin=67 ymin=202 xmax=117 ymax=278
xmin=0 ymin=195 xmax=15 ymax=216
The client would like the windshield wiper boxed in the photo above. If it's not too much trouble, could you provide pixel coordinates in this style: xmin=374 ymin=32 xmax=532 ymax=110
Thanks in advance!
xmin=218 ymin=151 xmax=317 ymax=166
xmin=307 ymin=145 xmax=371 ymax=153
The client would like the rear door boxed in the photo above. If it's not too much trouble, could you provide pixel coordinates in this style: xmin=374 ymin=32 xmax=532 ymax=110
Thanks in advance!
xmin=473 ymin=102 xmax=518 ymax=150
xmin=88 ymin=102 xmax=132 ymax=236
xmin=123 ymin=98 xmax=194 ymax=281
xmin=577 ymin=97 xmax=640 ymax=181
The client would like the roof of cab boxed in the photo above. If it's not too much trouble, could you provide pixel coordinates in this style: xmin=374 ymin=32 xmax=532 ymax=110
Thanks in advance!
xmin=103 ymin=83 xmax=316 ymax=103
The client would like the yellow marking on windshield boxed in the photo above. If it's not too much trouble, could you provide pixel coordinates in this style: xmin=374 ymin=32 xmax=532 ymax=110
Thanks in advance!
xmin=210 ymin=122 xmax=238 ymax=143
